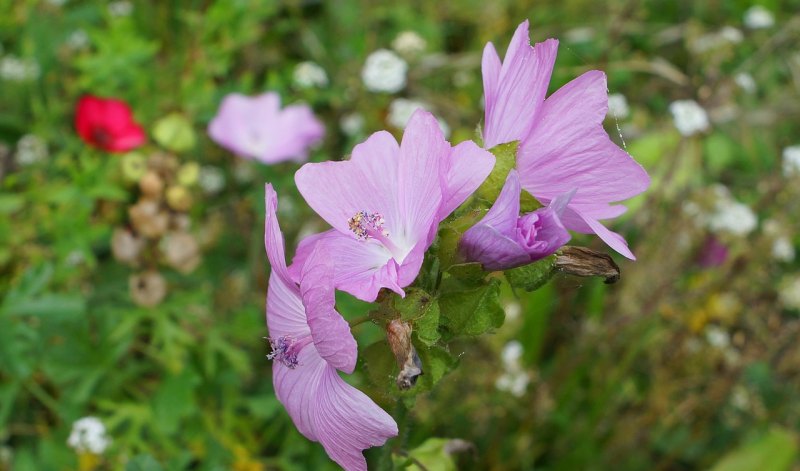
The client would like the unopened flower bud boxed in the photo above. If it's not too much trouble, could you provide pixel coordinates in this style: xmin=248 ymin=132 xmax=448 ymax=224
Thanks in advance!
xmin=555 ymin=246 xmax=620 ymax=284
xmin=177 ymin=162 xmax=200 ymax=187
xmin=386 ymin=319 xmax=423 ymax=390
xmin=139 ymin=171 xmax=163 ymax=198
xmin=121 ymin=152 xmax=147 ymax=182
xmin=111 ymin=228 xmax=144 ymax=265
xmin=129 ymin=271 xmax=167 ymax=307
xmin=166 ymin=185 xmax=192 ymax=212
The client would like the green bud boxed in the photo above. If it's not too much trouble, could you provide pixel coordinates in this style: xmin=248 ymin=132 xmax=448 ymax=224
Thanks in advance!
xmin=177 ymin=162 xmax=200 ymax=187
xmin=121 ymin=152 xmax=147 ymax=182
xmin=153 ymin=113 xmax=196 ymax=153
xmin=477 ymin=141 xmax=518 ymax=202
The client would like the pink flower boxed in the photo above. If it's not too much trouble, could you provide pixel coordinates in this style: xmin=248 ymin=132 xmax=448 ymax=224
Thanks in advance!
xmin=482 ymin=20 xmax=650 ymax=259
xmin=264 ymin=184 xmax=397 ymax=471
xmin=75 ymin=95 xmax=146 ymax=152
xmin=208 ymin=92 xmax=324 ymax=164
xmin=290 ymin=110 xmax=494 ymax=302
xmin=460 ymin=170 xmax=572 ymax=271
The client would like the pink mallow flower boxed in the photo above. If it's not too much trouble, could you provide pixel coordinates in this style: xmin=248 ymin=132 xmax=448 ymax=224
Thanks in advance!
xmin=291 ymin=110 xmax=495 ymax=302
xmin=460 ymin=170 xmax=572 ymax=271
xmin=208 ymin=92 xmax=324 ymax=164
xmin=482 ymin=20 xmax=650 ymax=259
xmin=264 ymin=184 xmax=397 ymax=470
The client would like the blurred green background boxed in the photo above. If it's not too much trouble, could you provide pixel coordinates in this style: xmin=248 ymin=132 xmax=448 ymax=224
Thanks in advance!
xmin=2 ymin=0 xmax=800 ymax=469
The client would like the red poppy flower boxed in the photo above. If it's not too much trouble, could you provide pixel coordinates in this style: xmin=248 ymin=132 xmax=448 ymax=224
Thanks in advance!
xmin=75 ymin=95 xmax=146 ymax=152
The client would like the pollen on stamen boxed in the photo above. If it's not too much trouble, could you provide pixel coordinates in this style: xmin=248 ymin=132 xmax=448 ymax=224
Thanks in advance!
xmin=348 ymin=210 xmax=389 ymax=240
xmin=266 ymin=335 xmax=300 ymax=369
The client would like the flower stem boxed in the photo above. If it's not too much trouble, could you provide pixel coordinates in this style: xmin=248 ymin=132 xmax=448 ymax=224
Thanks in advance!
xmin=348 ymin=314 xmax=372 ymax=327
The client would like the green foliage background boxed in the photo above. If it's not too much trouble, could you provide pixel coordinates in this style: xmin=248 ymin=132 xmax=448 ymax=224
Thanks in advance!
xmin=1 ymin=0 xmax=800 ymax=470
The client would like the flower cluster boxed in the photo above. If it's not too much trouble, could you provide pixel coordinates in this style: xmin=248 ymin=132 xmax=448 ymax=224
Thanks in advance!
xmin=257 ymin=19 xmax=649 ymax=470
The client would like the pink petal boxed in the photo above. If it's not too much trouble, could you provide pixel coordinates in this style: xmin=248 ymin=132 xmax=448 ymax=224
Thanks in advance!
xmin=459 ymin=224 xmax=530 ymax=271
xmin=438 ymin=140 xmax=496 ymax=220
xmin=314 ymin=365 xmax=398 ymax=471
xmin=396 ymin=110 xmax=445 ymax=248
xmin=479 ymin=169 xmax=521 ymax=235
xmin=581 ymin=213 xmax=636 ymax=260
xmin=483 ymin=20 xmax=559 ymax=148
xmin=299 ymin=246 xmax=358 ymax=374
xmin=295 ymin=131 xmax=401 ymax=236
xmin=481 ymin=42 xmax=501 ymax=123
xmin=290 ymin=230 xmax=401 ymax=302
xmin=272 ymin=347 xmax=325 ymax=441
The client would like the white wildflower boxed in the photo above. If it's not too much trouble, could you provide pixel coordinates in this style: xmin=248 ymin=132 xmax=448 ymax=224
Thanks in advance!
xmin=730 ymin=385 xmax=751 ymax=410
xmin=293 ymin=61 xmax=328 ymax=89
xmin=108 ymin=1 xmax=133 ymax=17
xmin=779 ymin=276 xmax=800 ymax=311
xmin=782 ymin=145 xmax=800 ymax=177
xmin=704 ymin=325 xmax=730 ymax=349
xmin=340 ymin=113 xmax=365 ymax=136
xmin=66 ymin=30 xmax=90 ymax=50
xmin=691 ymin=27 xmax=743 ymax=54
xmin=15 ymin=134 xmax=48 ymax=166
xmin=67 ymin=417 xmax=111 ymax=454
xmin=0 ymin=56 xmax=40 ymax=82
xmin=198 ymin=166 xmax=225 ymax=195
xmin=707 ymin=199 xmax=757 ymax=236
xmin=495 ymin=371 xmax=530 ymax=397
xmin=564 ymin=27 xmax=595 ymax=43
xmin=501 ymin=341 xmax=524 ymax=368
xmin=392 ymin=31 xmax=426 ymax=57
xmin=503 ymin=301 xmax=522 ymax=322
xmin=607 ymin=93 xmax=630 ymax=119
xmin=734 ymin=72 xmax=756 ymax=94
xmin=719 ymin=26 xmax=744 ymax=44
xmin=669 ymin=100 xmax=709 ymax=136
xmin=744 ymin=5 xmax=774 ymax=29
xmin=772 ymin=237 xmax=795 ymax=262
xmin=361 ymin=49 xmax=408 ymax=93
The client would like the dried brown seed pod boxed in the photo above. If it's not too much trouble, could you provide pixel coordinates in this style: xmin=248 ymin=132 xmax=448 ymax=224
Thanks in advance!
xmin=129 ymin=200 xmax=169 ymax=238
xmin=386 ymin=319 xmax=423 ymax=390
xmin=139 ymin=171 xmax=164 ymax=198
xmin=111 ymin=228 xmax=144 ymax=265
xmin=555 ymin=246 xmax=620 ymax=284
xmin=129 ymin=271 xmax=167 ymax=307
xmin=160 ymin=231 xmax=200 ymax=274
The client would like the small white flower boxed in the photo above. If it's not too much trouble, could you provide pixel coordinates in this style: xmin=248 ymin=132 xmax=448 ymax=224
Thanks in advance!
xmin=730 ymin=385 xmax=751 ymax=410
xmin=66 ymin=30 xmax=90 ymax=50
xmin=0 ymin=56 xmax=40 ymax=82
xmin=669 ymin=100 xmax=709 ymax=136
xmin=782 ymin=145 xmax=800 ymax=177
xmin=707 ymin=199 xmax=757 ymax=236
xmin=779 ymin=276 xmax=800 ymax=311
xmin=67 ymin=417 xmax=111 ymax=454
xmin=392 ymin=31 xmax=426 ymax=57
xmin=293 ymin=61 xmax=328 ymax=89
xmin=108 ymin=1 xmax=133 ymax=17
xmin=744 ymin=5 xmax=774 ymax=29
xmin=772 ymin=237 xmax=795 ymax=262
xmin=198 ymin=166 xmax=225 ymax=195
xmin=339 ymin=113 xmax=365 ymax=137
xmin=501 ymin=341 xmax=524 ymax=368
xmin=387 ymin=98 xmax=450 ymax=137
xmin=15 ymin=134 xmax=48 ymax=166
xmin=495 ymin=371 xmax=530 ymax=397
xmin=719 ymin=26 xmax=744 ymax=44
xmin=607 ymin=93 xmax=630 ymax=119
xmin=734 ymin=72 xmax=756 ymax=93
xmin=361 ymin=49 xmax=408 ymax=93
xmin=690 ymin=27 xmax=743 ymax=54
xmin=704 ymin=325 xmax=730 ymax=349
xmin=564 ymin=27 xmax=595 ymax=43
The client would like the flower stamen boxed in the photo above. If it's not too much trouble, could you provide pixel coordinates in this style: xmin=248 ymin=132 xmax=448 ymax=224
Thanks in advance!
xmin=348 ymin=210 xmax=389 ymax=240
xmin=266 ymin=335 xmax=312 ymax=369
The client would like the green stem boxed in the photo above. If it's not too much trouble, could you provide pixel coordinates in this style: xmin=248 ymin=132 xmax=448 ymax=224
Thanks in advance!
xmin=348 ymin=314 xmax=372 ymax=328
xmin=376 ymin=400 xmax=411 ymax=470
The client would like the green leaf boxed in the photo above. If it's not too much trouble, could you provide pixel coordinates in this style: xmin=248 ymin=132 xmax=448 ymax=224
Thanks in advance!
xmin=151 ymin=368 xmax=200 ymax=435
xmin=126 ymin=454 xmax=165 ymax=471
xmin=477 ymin=141 xmax=518 ymax=202
xmin=437 ymin=210 xmax=484 ymax=269
xmin=393 ymin=438 xmax=457 ymax=471
xmin=504 ymin=255 xmax=557 ymax=292
xmin=439 ymin=278 xmax=504 ymax=338
xmin=710 ymin=428 xmax=798 ymax=471
xmin=152 ymin=113 xmax=196 ymax=152
xmin=360 ymin=341 xmax=456 ymax=399
xmin=392 ymin=288 xmax=440 ymax=346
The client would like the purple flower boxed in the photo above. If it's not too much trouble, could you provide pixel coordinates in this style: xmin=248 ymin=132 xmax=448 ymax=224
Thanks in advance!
xmin=698 ymin=236 xmax=728 ymax=268
xmin=264 ymin=184 xmax=397 ymax=470
xmin=460 ymin=170 xmax=572 ymax=271
xmin=208 ymin=92 xmax=324 ymax=164
xmin=290 ymin=110 xmax=494 ymax=302
xmin=482 ymin=20 xmax=650 ymax=259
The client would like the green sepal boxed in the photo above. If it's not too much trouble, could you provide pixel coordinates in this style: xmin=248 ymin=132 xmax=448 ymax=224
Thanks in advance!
xmin=504 ymin=255 xmax=557 ymax=292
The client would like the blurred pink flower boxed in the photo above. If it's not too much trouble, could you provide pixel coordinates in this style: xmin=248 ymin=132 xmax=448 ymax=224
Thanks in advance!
xmin=264 ymin=184 xmax=397 ymax=471
xmin=291 ymin=110 xmax=494 ymax=301
xmin=460 ymin=170 xmax=572 ymax=270
xmin=698 ymin=236 xmax=728 ymax=268
xmin=208 ymin=92 xmax=324 ymax=164
xmin=482 ymin=20 xmax=649 ymax=259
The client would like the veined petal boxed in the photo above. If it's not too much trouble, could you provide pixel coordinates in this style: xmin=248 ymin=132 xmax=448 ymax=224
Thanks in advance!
xmin=314 ymin=365 xmax=399 ymax=471
xmin=264 ymin=184 xmax=294 ymax=287
xmin=295 ymin=131 xmax=401 ymax=236
xmin=483 ymin=20 xmax=559 ymax=148
xmin=480 ymin=169 xmax=521 ymax=235
xmin=273 ymin=347 xmax=326 ymax=442
xmin=438 ymin=140 xmax=496 ymax=220
xmin=396 ymin=110 xmax=445 ymax=250
xmin=299 ymin=247 xmax=358 ymax=374
xmin=581 ymin=215 xmax=636 ymax=260
xmin=481 ymin=42 xmax=501 ymax=122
